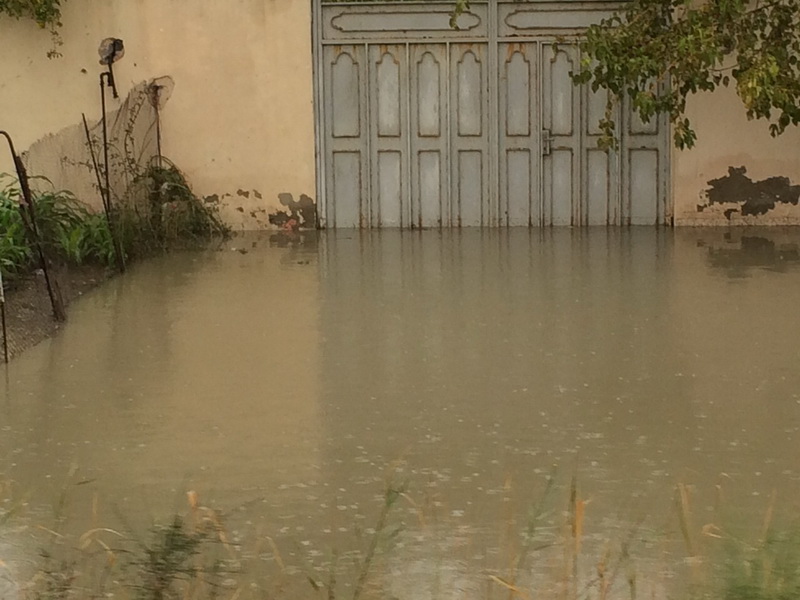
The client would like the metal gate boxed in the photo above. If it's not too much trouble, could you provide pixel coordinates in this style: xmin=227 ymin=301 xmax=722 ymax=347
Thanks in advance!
xmin=313 ymin=1 xmax=670 ymax=228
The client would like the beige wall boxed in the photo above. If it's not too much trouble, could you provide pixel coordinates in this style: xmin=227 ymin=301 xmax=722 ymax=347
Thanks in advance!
xmin=0 ymin=0 xmax=316 ymax=230
xmin=673 ymin=84 xmax=800 ymax=225
xmin=5 ymin=2 xmax=800 ymax=228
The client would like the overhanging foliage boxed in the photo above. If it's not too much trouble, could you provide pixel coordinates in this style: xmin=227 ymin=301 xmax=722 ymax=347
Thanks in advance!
xmin=0 ymin=0 xmax=63 ymax=56
xmin=575 ymin=0 xmax=800 ymax=148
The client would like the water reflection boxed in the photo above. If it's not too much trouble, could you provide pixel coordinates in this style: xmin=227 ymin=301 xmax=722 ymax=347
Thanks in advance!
xmin=1 ymin=228 xmax=800 ymax=598
xmin=700 ymin=228 xmax=800 ymax=277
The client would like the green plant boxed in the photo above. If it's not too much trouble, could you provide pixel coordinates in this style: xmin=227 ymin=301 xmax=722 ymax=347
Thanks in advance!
xmin=0 ymin=181 xmax=33 ymax=276
xmin=0 ymin=0 xmax=61 ymax=28
xmin=715 ymin=521 xmax=800 ymax=600
xmin=573 ymin=0 xmax=800 ymax=149
xmin=0 ymin=175 xmax=118 ymax=273
xmin=133 ymin=517 xmax=204 ymax=600
xmin=118 ymin=159 xmax=230 ymax=254
xmin=0 ymin=168 xmax=228 ymax=277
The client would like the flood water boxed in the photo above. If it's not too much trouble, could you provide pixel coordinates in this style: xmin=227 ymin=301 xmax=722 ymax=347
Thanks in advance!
xmin=3 ymin=228 xmax=800 ymax=598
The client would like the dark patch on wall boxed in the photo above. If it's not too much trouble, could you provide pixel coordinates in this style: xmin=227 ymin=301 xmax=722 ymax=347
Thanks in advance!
xmin=706 ymin=235 xmax=800 ymax=277
xmin=254 ymin=190 xmax=263 ymax=199
xmin=268 ymin=193 xmax=317 ymax=230
xmin=699 ymin=166 xmax=800 ymax=217
xmin=236 ymin=189 xmax=250 ymax=198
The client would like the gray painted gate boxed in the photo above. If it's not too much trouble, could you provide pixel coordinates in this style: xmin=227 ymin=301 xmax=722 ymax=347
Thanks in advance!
xmin=314 ymin=1 xmax=669 ymax=228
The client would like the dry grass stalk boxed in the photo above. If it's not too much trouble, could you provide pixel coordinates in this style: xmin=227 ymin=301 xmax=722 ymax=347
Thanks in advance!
xmin=675 ymin=483 xmax=694 ymax=557
xmin=489 ymin=574 xmax=533 ymax=600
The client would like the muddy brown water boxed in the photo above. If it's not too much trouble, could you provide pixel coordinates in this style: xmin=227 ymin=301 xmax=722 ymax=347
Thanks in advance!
xmin=2 ymin=228 xmax=800 ymax=598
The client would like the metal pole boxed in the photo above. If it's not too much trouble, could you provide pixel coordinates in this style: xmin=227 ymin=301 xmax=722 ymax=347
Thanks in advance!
xmin=0 ymin=269 xmax=8 ymax=364
xmin=0 ymin=130 xmax=67 ymax=322
xmin=107 ymin=61 xmax=119 ymax=100
xmin=82 ymin=114 xmax=112 ymax=218
xmin=99 ymin=72 xmax=126 ymax=272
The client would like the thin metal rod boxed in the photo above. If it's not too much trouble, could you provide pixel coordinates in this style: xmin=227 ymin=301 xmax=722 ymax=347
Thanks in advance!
xmin=0 ymin=130 xmax=67 ymax=322
xmin=100 ymin=74 xmax=112 ymax=212
xmin=82 ymin=114 xmax=113 ymax=218
xmin=99 ymin=73 xmax=126 ymax=273
xmin=108 ymin=62 xmax=119 ymax=99
xmin=155 ymin=104 xmax=163 ymax=169
xmin=0 ymin=270 xmax=8 ymax=364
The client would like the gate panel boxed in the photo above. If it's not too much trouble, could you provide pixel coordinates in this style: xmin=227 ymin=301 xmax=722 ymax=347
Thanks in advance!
xmin=583 ymin=82 xmax=619 ymax=225
xmin=322 ymin=2 xmax=490 ymax=41
xmin=369 ymin=45 xmax=408 ymax=227
xmin=323 ymin=45 xmax=368 ymax=228
xmin=542 ymin=43 xmax=581 ymax=226
xmin=499 ymin=42 xmax=540 ymax=226
xmin=450 ymin=44 xmax=491 ymax=226
xmin=410 ymin=45 xmax=449 ymax=228
xmin=623 ymin=100 xmax=668 ymax=224
xmin=316 ymin=1 xmax=670 ymax=228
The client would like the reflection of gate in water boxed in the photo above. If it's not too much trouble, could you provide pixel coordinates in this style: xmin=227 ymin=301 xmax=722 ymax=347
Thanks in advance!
xmin=314 ymin=1 xmax=670 ymax=228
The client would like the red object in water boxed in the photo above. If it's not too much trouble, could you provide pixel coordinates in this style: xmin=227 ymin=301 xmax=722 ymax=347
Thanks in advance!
xmin=283 ymin=218 xmax=299 ymax=231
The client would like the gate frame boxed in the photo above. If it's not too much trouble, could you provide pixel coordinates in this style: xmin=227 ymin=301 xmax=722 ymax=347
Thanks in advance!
xmin=311 ymin=0 xmax=672 ymax=228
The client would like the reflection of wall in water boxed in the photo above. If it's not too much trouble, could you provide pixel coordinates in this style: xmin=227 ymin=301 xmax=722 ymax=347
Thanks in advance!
xmin=670 ymin=228 xmax=800 ymax=504
xmin=699 ymin=230 xmax=800 ymax=277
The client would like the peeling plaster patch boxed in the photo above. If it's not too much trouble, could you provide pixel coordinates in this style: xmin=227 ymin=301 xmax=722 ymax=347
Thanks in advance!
xmin=269 ymin=193 xmax=317 ymax=229
xmin=254 ymin=190 xmax=263 ymax=199
xmin=236 ymin=189 xmax=250 ymax=198
xmin=707 ymin=235 xmax=800 ymax=277
xmin=699 ymin=166 xmax=800 ymax=218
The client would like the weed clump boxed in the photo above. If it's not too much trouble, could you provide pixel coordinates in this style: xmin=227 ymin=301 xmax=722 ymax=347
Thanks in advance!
xmin=134 ymin=517 xmax=204 ymax=600
xmin=119 ymin=159 xmax=230 ymax=257
xmin=0 ymin=164 xmax=229 ymax=280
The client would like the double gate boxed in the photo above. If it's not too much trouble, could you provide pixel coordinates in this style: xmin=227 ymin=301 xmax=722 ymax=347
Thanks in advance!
xmin=313 ymin=1 xmax=670 ymax=228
